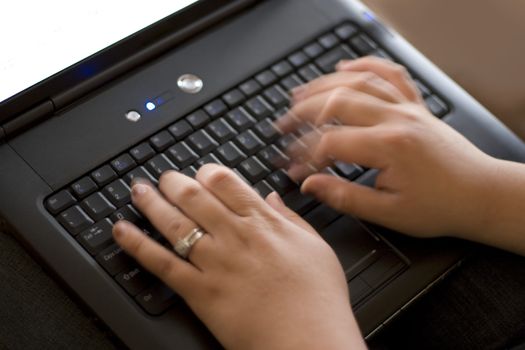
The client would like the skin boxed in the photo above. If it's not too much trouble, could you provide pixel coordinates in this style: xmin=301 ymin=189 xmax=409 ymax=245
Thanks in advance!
xmin=113 ymin=57 xmax=525 ymax=348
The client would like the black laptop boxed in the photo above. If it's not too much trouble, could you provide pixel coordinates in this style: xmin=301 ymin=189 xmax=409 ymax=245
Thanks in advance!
xmin=2 ymin=0 xmax=525 ymax=348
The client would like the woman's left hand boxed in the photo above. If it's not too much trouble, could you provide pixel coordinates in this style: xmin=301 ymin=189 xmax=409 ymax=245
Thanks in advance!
xmin=113 ymin=164 xmax=365 ymax=350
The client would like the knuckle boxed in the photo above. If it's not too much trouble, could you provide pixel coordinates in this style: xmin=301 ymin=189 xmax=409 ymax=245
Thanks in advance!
xmin=380 ymin=125 xmax=418 ymax=147
xmin=200 ymin=165 xmax=232 ymax=188
xmin=178 ymin=181 xmax=201 ymax=201
xmin=391 ymin=63 xmax=409 ymax=78
xmin=165 ymin=217 xmax=183 ymax=235
xmin=356 ymin=71 xmax=379 ymax=87
xmin=157 ymin=254 xmax=177 ymax=277
xmin=130 ymin=235 xmax=147 ymax=256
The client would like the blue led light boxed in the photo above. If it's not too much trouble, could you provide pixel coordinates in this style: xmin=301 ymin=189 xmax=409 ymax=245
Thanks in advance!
xmin=145 ymin=102 xmax=156 ymax=111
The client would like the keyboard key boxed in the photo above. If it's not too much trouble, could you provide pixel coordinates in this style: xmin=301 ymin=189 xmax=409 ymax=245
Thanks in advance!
xmin=253 ymin=118 xmax=280 ymax=143
xmin=111 ymin=154 xmax=137 ymax=175
xmin=204 ymin=99 xmax=228 ymax=119
xmin=334 ymin=161 xmax=364 ymax=180
xmin=245 ymin=96 xmax=274 ymax=120
xmin=111 ymin=204 xmax=141 ymax=224
xmin=238 ymin=156 xmax=270 ymax=183
xmin=304 ymin=204 xmax=341 ymax=231
xmin=166 ymin=142 xmax=199 ymax=168
xmin=129 ymin=143 xmax=155 ymax=164
xmin=253 ymin=180 xmax=274 ymax=198
xmin=146 ymin=154 xmax=178 ymax=179
xmin=276 ymin=133 xmax=299 ymax=151
xmin=280 ymin=74 xmax=304 ymax=92
xmin=318 ymin=33 xmax=340 ymax=49
xmin=335 ymin=23 xmax=358 ymax=40
xmin=71 ymin=177 xmax=98 ymax=199
xmin=303 ymin=42 xmax=324 ymax=59
xmin=266 ymin=170 xmax=297 ymax=195
xmin=186 ymin=110 xmax=210 ymax=129
xmin=235 ymin=130 xmax=265 ymax=155
xmin=136 ymin=282 xmax=177 ymax=316
xmin=263 ymin=85 xmax=289 ymax=109
xmin=298 ymin=64 xmax=323 ymax=82
xmin=239 ymin=79 xmax=262 ymax=97
xmin=186 ymin=130 xmax=219 ymax=156
xmin=257 ymin=145 xmax=289 ymax=170
xmin=226 ymin=107 xmax=257 ymax=131
xmin=288 ymin=51 xmax=309 ymax=67
xmin=168 ymin=120 xmax=193 ymax=140
xmin=46 ymin=190 xmax=76 ymax=215
xmin=180 ymin=166 xmax=198 ymax=178
xmin=91 ymin=165 xmax=118 ymax=187
xmin=150 ymin=131 xmax=175 ymax=152
xmin=315 ymin=45 xmax=358 ymax=74
xmin=81 ymin=192 xmax=116 ymax=221
xmin=255 ymin=70 xmax=278 ymax=87
xmin=350 ymin=34 xmax=378 ymax=55
xmin=425 ymin=95 xmax=448 ymax=117
xmin=206 ymin=118 xmax=237 ymax=143
xmin=415 ymin=80 xmax=431 ymax=97
xmin=96 ymin=243 xmax=134 ymax=276
xmin=196 ymin=154 xmax=223 ymax=168
xmin=371 ymin=49 xmax=392 ymax=60
xmin=116 ymin=266 xmax=154 ymax=296
xmin=283 ymin=189 xmax=317 ymax=215
xmin=103 ymin=179 xmax=131 ymax=207
xmin=222 ymin=88 xmax=246 ymax=108
xmin=271 ymin=60 xmax=293 ymax=77
xmin=215 ymin=141 xmax=246 ymax=167
xmin=77 ymin=218 xmax=114 ymax=255
xmin=58 ymin=205 xmax=94 ymax=235
xmin=124 ymin=166 xmax=158 ymax=186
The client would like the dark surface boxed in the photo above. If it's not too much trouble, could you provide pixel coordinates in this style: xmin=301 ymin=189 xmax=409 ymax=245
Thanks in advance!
xmin=369 ymin=246 xmax=525 ymax=350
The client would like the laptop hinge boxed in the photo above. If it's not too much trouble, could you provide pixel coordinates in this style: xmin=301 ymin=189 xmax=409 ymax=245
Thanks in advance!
xmin=2 ymin=100 xmax=55 ymax=139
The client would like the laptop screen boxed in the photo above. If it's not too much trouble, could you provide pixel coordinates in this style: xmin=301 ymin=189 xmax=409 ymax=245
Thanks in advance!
xmin=0 ymin=0 xmax=199 ymax=105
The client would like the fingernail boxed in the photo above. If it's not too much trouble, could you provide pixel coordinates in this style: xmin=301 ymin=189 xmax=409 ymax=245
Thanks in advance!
xmin=113 ymin=222 xmax=127 ymax=239
xmin=335 ymin=59 xmax=351 ymax=70
xmin=271 ymin=191 xmax=284 ymax=205
xmin=132 ymin=183 xmax=148 ymax=196
xmin=291 ymin=85 xmax=307 ymax=101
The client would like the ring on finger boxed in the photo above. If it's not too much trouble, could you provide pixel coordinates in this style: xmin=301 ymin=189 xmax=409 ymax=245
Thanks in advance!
xmin=173 ymin=227 xmax=207 ymax=259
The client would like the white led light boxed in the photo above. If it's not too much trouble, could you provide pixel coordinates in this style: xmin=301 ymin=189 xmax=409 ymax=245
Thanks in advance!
xmin=146 ymin=102 xmax=156 ymax=111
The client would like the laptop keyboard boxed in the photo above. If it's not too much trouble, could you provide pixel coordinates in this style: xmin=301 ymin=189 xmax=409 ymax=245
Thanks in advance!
xmin=45 ymin=22 xmax=448 ymax=315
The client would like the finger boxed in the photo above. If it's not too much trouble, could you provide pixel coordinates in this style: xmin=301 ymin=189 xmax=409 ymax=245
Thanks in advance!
xmin=292 ymin=71 xmax=408 ymax=104
xmin=265 ymin=191 xmax=317 ymax=234
xmin=289 ymin=86 xmax=393 ymax=127
xmin=310 ymin=125 xmax=387 ymax=169
xmin=195 ymin=164 xmax=269 ymax=217
xmin=113 ymin=221 xmax=200 ymax=297
xmin=159 ymin=171 xmax=238 ymax=234
xmin=301 ymin=174 xmax=394 ymax=222
xmin=130 ymin=181 xmax=214 ymax=268
xmin=336 ymin=57 xmax=423 ymax=103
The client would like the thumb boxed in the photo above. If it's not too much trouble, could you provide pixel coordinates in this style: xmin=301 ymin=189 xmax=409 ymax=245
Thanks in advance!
xmin=301 ymin=174 xmax=391 ymax=223
xmin=265 ymin=192 xmax=317 ymax=233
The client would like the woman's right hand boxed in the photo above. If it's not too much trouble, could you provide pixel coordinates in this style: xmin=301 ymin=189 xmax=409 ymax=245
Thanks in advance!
xmin=283 ymin=57 xmax=500 ymax=240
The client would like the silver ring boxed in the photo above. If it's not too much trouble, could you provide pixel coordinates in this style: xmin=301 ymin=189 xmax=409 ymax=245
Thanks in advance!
xmin=174 ymin=228 xmax=206 ymax=259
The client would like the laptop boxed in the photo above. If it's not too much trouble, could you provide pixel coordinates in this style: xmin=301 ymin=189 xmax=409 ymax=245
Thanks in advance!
xmin=2 ymin=0 xmax=525 ymax=348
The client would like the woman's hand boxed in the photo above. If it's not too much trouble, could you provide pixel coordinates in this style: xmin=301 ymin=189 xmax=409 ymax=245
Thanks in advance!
xmin=112 ymin=165 xmax=366 ymax=350
xmin=284 ymin=56 xmax=498 ymax=239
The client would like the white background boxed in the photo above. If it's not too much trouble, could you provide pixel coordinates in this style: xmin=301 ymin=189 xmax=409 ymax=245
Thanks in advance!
xmin=0 ymin=0 xmax=197 ymax=103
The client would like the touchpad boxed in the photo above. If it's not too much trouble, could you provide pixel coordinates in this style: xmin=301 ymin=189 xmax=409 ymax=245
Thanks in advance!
xmin=321 ymin=216 xmax=408 ymax=304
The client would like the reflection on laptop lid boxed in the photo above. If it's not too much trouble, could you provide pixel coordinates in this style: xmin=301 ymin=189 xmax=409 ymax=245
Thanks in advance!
xmin=0 ymin=0 xmax=198 ymax=104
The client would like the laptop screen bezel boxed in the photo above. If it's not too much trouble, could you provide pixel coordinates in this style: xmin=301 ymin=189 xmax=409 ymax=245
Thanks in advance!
xmin=0 ymin=0 xmax=243 ymax=125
